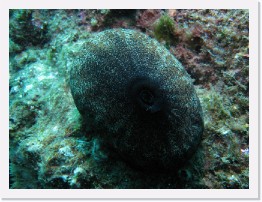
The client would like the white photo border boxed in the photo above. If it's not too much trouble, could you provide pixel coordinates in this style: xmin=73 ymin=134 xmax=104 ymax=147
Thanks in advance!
xmin=0 ymin=0 xmax=259 ymax=199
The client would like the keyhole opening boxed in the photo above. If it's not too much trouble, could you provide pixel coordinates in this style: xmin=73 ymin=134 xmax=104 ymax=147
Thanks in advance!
xmin=139 ymin=89 xmax=154 ymax=106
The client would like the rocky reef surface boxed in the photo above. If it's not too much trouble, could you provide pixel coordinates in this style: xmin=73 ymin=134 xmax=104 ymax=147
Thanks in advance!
xmin=9 ymin=9 xmax=249 ymax=189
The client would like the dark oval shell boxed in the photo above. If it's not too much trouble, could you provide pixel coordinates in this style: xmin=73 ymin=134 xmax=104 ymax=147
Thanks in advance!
xmin=70 ymin=29 xmax=204 ymax=171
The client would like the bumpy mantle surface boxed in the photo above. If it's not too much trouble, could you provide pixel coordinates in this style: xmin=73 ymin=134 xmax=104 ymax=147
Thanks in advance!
xmin=70 ymin=29 xmax=204 ymax=171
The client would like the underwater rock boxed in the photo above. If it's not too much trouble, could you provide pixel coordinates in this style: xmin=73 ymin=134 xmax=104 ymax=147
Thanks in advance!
xmin=70 ymin=29 xmax=204 ymax=171
xmin=9 ymin=10 xmax=50 ymax=50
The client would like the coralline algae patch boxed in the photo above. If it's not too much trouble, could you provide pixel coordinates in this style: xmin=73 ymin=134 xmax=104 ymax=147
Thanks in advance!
xmin=9 ymin=9 xmax=249 ymax=189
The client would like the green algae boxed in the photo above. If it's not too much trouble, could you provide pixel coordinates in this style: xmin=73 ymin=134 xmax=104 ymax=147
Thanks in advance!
xmin=153 ymin=14 xmax=176 ymax=46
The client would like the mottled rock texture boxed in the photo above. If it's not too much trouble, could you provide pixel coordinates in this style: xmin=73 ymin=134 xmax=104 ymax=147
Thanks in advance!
xmin=70 ymin=29 xmax=204 ymax=171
